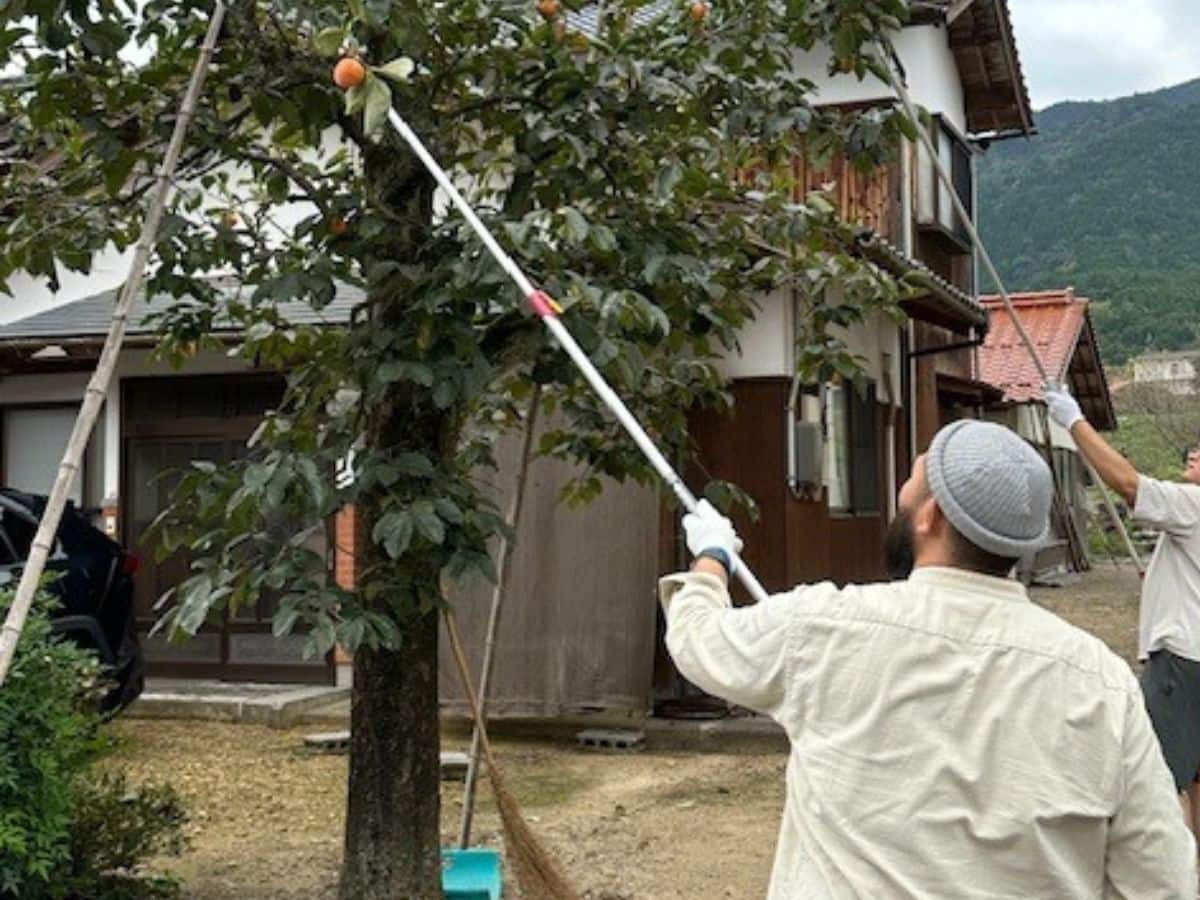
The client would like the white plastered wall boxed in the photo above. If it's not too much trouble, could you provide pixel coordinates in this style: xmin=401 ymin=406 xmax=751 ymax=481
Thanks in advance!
xmin=1016 ymin=404 xmax=1076 ymax=452
xmin=830 ymin=312 xmax=904 ymax=396
xmin=718 ymin=287 xmax=902 ymax=388
xmin=715 ymin=290 xmax=793 ymax=379
xmin=793 ymin=25 xmax=967 ymax=132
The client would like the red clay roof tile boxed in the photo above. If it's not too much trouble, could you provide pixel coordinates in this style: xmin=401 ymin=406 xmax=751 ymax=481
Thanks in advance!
xmin=979 ymin=289 xmax=1086 ymax=404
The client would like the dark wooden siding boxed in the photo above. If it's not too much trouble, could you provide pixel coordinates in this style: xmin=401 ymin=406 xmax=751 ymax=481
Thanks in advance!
xmin=658 ymin=378 xmax=895 ymax=703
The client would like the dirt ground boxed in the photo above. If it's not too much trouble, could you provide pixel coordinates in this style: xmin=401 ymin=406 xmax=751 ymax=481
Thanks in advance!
xmin=110 ymin=564 xmax=1143 ymax=899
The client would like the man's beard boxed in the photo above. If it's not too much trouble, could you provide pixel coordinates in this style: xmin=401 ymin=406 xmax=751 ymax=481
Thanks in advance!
xmin=884 ymin=507 xmax=916 ymax=580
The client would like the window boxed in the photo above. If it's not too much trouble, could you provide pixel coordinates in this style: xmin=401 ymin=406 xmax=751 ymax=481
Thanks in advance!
xmin=825 ymin=386 xmax=851 ymax=511
xmin=916 ymin=115 xmax=975 ymax=252
xmin=824 ymin=382 xmax=880 ymax=515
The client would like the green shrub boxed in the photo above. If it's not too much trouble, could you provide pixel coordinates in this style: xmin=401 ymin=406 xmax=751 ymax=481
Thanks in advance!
xmin=61 ymin=773 xmax=188 ymax=900
xmin=0 ymin=590 xmax=187 ymax=899
xmin=0 ymin=591 xmax=101 ymax=895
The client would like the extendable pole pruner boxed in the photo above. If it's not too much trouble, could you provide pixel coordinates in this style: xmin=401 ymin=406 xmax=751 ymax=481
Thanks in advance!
xmin=384 ymin=108 xmax=772 ymax=605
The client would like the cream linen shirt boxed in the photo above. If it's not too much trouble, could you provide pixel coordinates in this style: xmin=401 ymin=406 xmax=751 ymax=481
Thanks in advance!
xmin=659 ymin=566 xmax=1194 ymax=899
xmin=1133 ymin=474 xmax=1200 ymax=661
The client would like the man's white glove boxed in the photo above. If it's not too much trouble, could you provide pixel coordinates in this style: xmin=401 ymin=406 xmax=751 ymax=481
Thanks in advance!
xmin=682 ymin=500 xmax=744 ymax=574
xmin=1043 ymin=382 xmax=1085 ymax=430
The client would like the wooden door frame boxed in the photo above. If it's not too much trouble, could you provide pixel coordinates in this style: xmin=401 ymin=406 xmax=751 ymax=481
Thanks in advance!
xmin=120 ymin=373 xmax=334 ymax=684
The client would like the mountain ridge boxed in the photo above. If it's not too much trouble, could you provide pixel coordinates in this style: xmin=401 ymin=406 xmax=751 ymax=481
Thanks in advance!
xmin=978 ymin=77 xmax=1200 ymax=364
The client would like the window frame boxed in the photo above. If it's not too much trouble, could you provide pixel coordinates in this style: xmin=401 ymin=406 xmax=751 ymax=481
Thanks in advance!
xmin=824 ymin=380 xmax=882 ymax=517
xmin=916 ymin=114 xmax=976 ymax=253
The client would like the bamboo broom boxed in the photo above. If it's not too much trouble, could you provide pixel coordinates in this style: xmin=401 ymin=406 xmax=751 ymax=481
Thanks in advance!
xmin=0 ymin=3 xmax=227 ymax=685
xmin=444 ymin=605 xmax=582 ymax=900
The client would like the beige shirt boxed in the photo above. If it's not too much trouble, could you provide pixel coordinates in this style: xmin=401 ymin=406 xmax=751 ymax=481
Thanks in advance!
xmin=1133 ymin=474 xmax=1200 ymax=661
xmin=659 ymin=566 xmax=1194 ymax=899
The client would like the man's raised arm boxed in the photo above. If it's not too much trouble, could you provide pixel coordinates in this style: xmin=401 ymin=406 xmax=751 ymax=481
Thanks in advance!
xmin=1044 ymin=384 xmax=1139 ymax=505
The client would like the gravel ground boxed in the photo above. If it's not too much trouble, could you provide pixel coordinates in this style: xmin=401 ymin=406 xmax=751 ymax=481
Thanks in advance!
xmin=111 ymin=564 xmax=1145 ymax=899
xmin=1028 ymin=562 xmax=1143 ymax=666
xmin=110 ymin=720 xmax=784 ymax=899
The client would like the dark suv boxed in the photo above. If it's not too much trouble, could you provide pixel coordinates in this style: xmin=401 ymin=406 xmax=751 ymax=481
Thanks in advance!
xmin=0 ymin=489 xmax=144 ymax=712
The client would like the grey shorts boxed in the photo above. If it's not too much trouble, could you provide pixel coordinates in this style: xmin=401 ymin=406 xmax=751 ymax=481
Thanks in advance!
xmin=1140 ymin=649 xmax=1200 ymax=793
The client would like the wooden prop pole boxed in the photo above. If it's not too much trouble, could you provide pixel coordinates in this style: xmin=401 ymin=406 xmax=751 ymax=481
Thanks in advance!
xmin=458 ymin=385 xmax=542 ymax=848
xmin=0 ymin=3 xmax=228 ymax=685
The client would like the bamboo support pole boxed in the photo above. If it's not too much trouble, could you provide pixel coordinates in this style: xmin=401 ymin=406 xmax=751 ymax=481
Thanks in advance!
xmin=458 ymin=384 xmax=542 ymax=848
xmin=0 ymin=3 xmax=227 ymax=686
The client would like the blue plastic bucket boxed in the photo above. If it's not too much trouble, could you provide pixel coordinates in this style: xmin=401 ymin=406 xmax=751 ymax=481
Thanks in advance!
xmin=442 ymin=848 xmax=502 ymax=900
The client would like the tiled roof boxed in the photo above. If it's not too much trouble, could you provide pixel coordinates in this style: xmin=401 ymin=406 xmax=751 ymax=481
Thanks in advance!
xmin=980 ymin=289 xmax=1083 ymax=402
xmin=853 ymin=229 xmax=987 ymax=329
xmin=0 ymin=277 xmax=360 ymax=343
xmin=566 ymin=0 xmax=674 ymax=35
xmin=979 ymin=288 xmax=1117 ymax=430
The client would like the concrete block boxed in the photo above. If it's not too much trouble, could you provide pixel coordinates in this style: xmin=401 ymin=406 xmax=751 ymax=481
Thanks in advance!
xmin=303 ymin=730 xmax=351 ymax=752
xmin=576 ymin=728 xmax=646 ymax=752
xmin=440 ymin=751 xmax=471 ymax=781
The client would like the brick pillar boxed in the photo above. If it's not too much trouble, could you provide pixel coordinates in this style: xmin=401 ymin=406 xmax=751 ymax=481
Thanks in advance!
xmin=333 ymin=505 xmax=360 ymax=683
xmin=334 ymin=504 xmax=361 ymax=591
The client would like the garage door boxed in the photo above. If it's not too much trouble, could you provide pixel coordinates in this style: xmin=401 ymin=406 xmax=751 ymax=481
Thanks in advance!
xmin=2 ymin=406 xmax=83 ymax=504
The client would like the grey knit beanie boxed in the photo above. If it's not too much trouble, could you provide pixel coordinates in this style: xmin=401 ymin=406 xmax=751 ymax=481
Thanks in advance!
xmin=925 ymin=420 xmax=1053 ymax=559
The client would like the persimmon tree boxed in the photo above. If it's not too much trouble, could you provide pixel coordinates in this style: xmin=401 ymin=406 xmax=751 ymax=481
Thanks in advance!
xmin=0 ymin=1 xmax=911 ymax=895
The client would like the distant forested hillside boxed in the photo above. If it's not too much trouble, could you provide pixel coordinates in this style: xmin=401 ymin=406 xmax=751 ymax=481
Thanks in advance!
xmin=979 ymin=78 xmax=1200 ymax=364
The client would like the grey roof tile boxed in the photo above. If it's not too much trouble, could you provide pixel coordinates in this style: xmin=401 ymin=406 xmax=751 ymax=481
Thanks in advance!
xmin=566 ymin=0 xmax=675 ymax=36
xmin=0 ymin=277 xmax=360 ymax=343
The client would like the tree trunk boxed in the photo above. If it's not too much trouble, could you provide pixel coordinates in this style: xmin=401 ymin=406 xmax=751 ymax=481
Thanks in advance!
xmin=339 ymin=607 xmax=443 ymax=900
xmin=337 ymin=89 xmax=443 ymax=897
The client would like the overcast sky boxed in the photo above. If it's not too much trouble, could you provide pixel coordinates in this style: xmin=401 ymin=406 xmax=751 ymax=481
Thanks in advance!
xmin=1009 ymin=0 xmax=1200 ymax=110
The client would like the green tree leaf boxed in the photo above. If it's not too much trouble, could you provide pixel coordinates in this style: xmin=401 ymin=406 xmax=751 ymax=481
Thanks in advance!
xmin=372 ymin=511 xmax=414 ymax=559
xmin=434 ymin=498 xmax=463 ymax=524
xmin=413 ymin=502 xmax=444 ymax=545
xmin=375 ymin=58 xmax=415 ymax=84
xmin=272 ymin=608 xmax=300 ymax=637
xmin=562 ymin=207 xmax=589 ymax=244
xmin=362 ymin=76 xmax=393 ymax=137
xmin=314 ymin=27 xmax=346 ymax=56
xmin=395 ymin=452 xmax=434 ymax=477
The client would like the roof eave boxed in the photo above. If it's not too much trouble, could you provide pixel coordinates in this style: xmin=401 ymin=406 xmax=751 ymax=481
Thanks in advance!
xmin=1075 ymin=309 xmax=1118 ymax=432
xmin=943 ymin=0 xmax=1036 ymax=139
xmin=853 ymin=231 xmax=988 ymax=331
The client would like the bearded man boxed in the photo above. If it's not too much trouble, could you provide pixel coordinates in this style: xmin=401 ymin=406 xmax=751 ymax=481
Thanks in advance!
xmin=660 ymin=419 xmax=1193 ymax=899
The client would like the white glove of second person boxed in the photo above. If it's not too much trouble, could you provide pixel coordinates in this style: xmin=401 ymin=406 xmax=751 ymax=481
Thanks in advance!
xmin=1043 ymin=382 xmax=1085 ymax=430
xmin=682 ymin=500 xmax=744 ymax=570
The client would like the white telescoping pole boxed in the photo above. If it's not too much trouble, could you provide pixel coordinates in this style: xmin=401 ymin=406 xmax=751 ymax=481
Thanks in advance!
xmin=385 ymin=108 xmax=771 ymax=604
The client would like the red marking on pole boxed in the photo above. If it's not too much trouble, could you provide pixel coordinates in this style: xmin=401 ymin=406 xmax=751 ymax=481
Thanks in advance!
xmin=527 ymin=290 xmax=562 ymax=318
